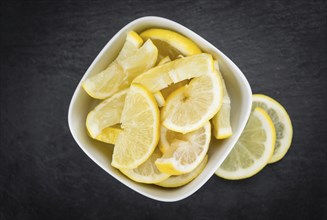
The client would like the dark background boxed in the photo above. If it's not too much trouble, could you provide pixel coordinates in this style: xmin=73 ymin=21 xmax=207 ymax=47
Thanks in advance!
xmin=1 ymin=0 xmax=326 ymax=219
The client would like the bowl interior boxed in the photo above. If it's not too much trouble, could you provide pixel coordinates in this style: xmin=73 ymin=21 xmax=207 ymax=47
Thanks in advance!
xmin=68 ymin=16 xmax=252 ymax=202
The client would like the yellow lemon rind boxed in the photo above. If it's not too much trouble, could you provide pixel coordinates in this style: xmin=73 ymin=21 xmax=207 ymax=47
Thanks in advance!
xmin=140 ymin=28 xmax=202 ymax=56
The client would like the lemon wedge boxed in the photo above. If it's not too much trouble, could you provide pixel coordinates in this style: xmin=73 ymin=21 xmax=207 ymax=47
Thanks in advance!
xmin=120 ymin=148 xmax=170 ymax=184
xmin=155 ymin=122 xmax=211 ymax=175
xmin=140 ymin=28 xmax=201 ymax=60
xmin=215 ymin=107 xmax=276 ymax=180
xmin=161 ymin=70 xmax=222 ymax=133
xmin=82 ymin=33 xmax=158 ymax=99
xmin=116 ymin=31 xmax=143 ymax=61
xmin=211 ymin=63 xmax=232 ymax=139
xmin=252 ymin=94 xmax=293 ymax=163
xmin=133 ymin=53 xmax=214 ymax=93
xmin=156 ymin=155 xmax=208 ymax=188
xmin=111 ymin=84 xmax=160 ymax=169
xmin=86 ymin=89 xmax=127 ymax=138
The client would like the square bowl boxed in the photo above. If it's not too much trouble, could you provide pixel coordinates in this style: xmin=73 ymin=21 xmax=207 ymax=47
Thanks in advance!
xmin=68 ymin=16 xmax=252 ymax=202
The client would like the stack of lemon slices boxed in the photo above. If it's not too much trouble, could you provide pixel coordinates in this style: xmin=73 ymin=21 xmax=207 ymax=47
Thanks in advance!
xmin=83 ymin=29 xmax=293 ymax=187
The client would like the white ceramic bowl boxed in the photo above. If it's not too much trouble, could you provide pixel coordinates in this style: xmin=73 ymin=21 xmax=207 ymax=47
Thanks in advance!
xmin=68 ymin=16 xmax=252 ymax=202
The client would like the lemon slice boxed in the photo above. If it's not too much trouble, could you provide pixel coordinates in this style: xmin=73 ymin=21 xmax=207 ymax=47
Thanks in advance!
xmin=86 ymin=89 xmax=127 ymax=138
xmin=252 ymin=94 xmax=293 ymax=163
xmin=215 ymin=107 xmax=276 ymax=180
xmin=155 ymin=122 xmax=211 ymax=175
xmin=95 ymin=126 xmax=122 ymax=144
xmin=82 ymin=34 xmax=158 ymax=99
xmin=111 ymin=84 xmax=160 ymax=169
xmin=120 ymin=148 xmax=170 ymax=184
xmin=133 ymin=53 xmax=214 ymax=93
xmin=161 ymin=70 xmax=223 ymax=133
xmin=156 ymin=155 xmax=208 ymax=188
xmin=211 ymin=66 xmax=232 ymax=139
xmin=140 ymin=28 xmax=201 ymax=60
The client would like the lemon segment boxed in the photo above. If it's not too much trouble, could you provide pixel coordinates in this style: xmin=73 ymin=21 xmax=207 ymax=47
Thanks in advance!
xmin=156 ymin=155 xmax=208 ymax=188
xmin=215 ymin=107 xmax=276 ymax=180
xmin=82 ymin=35 xmax=158 ymax=99
xmin=155 ymin=122 xmax=211 ymax=175
xmin=120 ymin=148 xmax=170 ymax=184
xmin=211 ymin=65 xmax=233 ymax=139
xmin=140 ymin=28 xmax=202 ymax=60
xmin=86 ymin=89 xmax=127 ymax=138
xmin=161 ymin=70 xmax=223 ymax=134
xmin=95 ymin=126 xmax=122 ymax=145
xmin=133 ymin=53 xmax=214 ymax=93
xmin=252 ymin=94 xmax=293 ymax=163
xmin=111 ymin=84 xmax=160 ymax=169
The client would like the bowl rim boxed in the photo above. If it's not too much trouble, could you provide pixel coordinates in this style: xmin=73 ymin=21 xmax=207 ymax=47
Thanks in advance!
xmin=68 ymin=16 xmax=252 ymax=202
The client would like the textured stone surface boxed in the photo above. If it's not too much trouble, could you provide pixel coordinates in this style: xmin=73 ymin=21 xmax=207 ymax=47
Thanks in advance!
xmin=1 ymin=0 xmax=326 ymax=219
